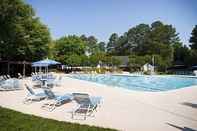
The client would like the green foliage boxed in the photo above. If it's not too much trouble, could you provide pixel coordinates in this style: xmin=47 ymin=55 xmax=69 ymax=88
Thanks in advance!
xmin=85 ymin=36 xmax=98 ymax=54
xmin=127 ymin=54 xmax=171 ymax=72
xmin=106 ymin=21 xmax=181 ymax=71
xmin=185 ymin=25 xmax=197 ymax=66
xmin=80 ymin=35 xmax=106 ymax=55
xmin=114 ymin=33 xmax=128 ymax=55
xmin=80 ymin=55 xmax=89 ymax=66
xmin=126 ymin=24 xmax=150 ymax=55
xmin=0 ymin=106 xmax=116 ymax=131
xmin=0 ymin=0 xmax=51 ymax=61
xmin=53 ymin=35 xmax=107 ymax=67
xmin=173 ymin=42 xmax=190 ymax=65
xmin=185 ymin=49 xmax=197 ymax=66
xmin=107 ymin=33 xmax=119 ymax=54
xmin=189 ymin=25 xmax=197 ymax=50
xmin=54 ymin=35 xmax=86 ymax=65
xmin=89 ymin=54 xmax=99 ymax=67
xmin=47 ymin=41 xmax=56 ymax=59
xmin=66 ymin=54 xmax=82 ymax=66
xmin=98 ymin=42 xmax=106 ymax=52
xmin=128 ymin=55 xmax=151 ymax=72
xmin=129 ymin=55 xmax=150 ymax=66
xmin=1 ymin=0 xmax=196 ymax=71
xmin=111 ymin=57 xmax=121 ymax=66
xmin=153 ymin=55 xmax=169 ymax=71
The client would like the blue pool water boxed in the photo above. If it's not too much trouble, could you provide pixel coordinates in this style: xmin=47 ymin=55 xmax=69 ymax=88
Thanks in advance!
xmin=69 ymin=74 xmax=197 ymax=92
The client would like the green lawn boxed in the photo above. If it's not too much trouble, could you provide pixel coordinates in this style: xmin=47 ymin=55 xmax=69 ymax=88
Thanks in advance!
xmin=0 ymin=106 xmax=116 ymax=131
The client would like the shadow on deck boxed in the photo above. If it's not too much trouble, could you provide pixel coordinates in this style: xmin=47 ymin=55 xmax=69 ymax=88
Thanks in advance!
xmin=181 ymin=102 xmax=197 ymax=109
xmin=166 ymin=123 xmax=197 ymax=131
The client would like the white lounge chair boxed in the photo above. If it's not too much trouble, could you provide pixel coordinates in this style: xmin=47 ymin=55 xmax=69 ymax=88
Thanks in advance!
xmin=0 ymin=78 xmax=22 ymax=91
xmin=53 ymin=76 xmax=63 ymax=87
xmin=2 ymin=75 xmax=7 ymax=80
xmin=18 ymin=73 xmax=23 ymax=79
xmin=23 ymin=84 xmax=47 ymax=104
xmin=41 ymin=89 xmax=72 ymax=111
xmin=0 ymin=87 xmax=6 ymax=91
xmin=6 ymin=75 xmax=11 ymax=79
xmin=0 ymin=76 xmax=5 ymax=83
xmin=45 ymin=76 xmax=62 ymax=88
xmin=71 ymin=93 xmax=102 ymax=120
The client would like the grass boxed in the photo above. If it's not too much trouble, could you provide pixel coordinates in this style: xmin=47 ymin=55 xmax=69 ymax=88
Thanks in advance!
xmin=0 ymin=106 xmax=116 ymax=131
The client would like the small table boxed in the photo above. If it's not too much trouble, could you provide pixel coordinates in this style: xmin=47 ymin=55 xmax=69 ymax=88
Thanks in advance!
xmin=40 ymin=78 xmax=47 ymax=87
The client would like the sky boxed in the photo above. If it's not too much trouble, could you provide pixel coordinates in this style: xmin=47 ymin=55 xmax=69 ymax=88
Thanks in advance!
xmin=26 ymin=0 xmax=197 ymax=45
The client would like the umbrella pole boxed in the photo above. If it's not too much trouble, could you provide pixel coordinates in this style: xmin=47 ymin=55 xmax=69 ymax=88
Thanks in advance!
xmin=23 ymin=62 xmax=26 ymax=77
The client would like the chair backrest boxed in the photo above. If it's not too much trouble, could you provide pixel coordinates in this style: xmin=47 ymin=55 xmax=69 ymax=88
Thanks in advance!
xmin=18 ymin=73 xmax=23 ymax=79
xmin=58 ymin=76 xmax=62 ymax=80
xmin=7 ymin=75 xmax=11 ymax=79
xmin=72 ymin=93 xmax=91 ymax=105
xmin=89 ymin=96 xmax=102 ymax=105
xmin=3 ymin=75 xmax=7 ymax=80
xmin=0 ymin=76 xmax=3 ymax=82
xmin=44 ymin=89 xmax=56 ymax=99
xmin=25 ymin=84 xmax=35 ymax=95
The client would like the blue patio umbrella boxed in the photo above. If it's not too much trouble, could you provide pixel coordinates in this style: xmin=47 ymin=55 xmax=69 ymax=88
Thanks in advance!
xmin=32 ymin=59 xmax=60 ymax=67
xmin=32 ymin=59 xmax=61 ymax=73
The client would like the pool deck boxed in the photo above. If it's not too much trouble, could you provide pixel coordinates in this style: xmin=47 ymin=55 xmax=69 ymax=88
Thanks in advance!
xmin=0 ymin=74 xmax=197 ymax=131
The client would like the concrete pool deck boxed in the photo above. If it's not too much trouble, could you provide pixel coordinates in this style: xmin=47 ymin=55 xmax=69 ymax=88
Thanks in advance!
xmin=0 ymin=74 xmax=197 ymax=131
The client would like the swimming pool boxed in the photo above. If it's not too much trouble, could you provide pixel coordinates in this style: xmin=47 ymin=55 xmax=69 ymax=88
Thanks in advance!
xmin=69 ymin=74 xmax=197 ymax=92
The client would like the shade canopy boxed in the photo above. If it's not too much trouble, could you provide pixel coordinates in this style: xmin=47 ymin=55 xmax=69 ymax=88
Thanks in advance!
xmin=32 ymin=59 xmax=61 ymax=67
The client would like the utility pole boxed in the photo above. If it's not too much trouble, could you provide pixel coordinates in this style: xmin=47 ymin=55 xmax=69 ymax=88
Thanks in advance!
xmin=152 ymin=55 xmax=155 ymax=74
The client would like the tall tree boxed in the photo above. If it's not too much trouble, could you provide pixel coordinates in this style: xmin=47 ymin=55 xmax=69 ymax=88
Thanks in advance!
xmin=0 ymin=0 xmax=51 ymax=61
xmin=115 ymin=33 xmax=128 ymax=55
xmin=105 ymin=21 xmax=182 ymax=71
xmin=144 ymin=21 xmax=180 ymax=67
xmin=150 ymin=21 xmax=180 ymax=45
xmin=80 ymin=35 xmax=102 ymax=55
xmin=173 ymin=42 xmax=190 ymax=65
xmin=189 ymin=25 xmax=197 ymax=50
xmin=186 ymin=25 xmax=197 ymax=66
xmin=98 ymin=42 xmax=106 ymax=52
xmin=107 ymin=33 xmax=119 ymax=54
xmin=54 ymin=35 xmax=86 ymax=65
xmin=86 ymin=36 xmax=98 ymax=54
xmin=126 ymin=24 xmax=150 ymax=55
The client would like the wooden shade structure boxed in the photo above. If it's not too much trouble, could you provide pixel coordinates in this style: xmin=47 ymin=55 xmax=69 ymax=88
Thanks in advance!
xmin=0 ymin=60 xmax=31 ymax=76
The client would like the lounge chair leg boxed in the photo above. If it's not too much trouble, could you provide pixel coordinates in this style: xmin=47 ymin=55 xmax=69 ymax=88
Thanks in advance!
xmin=49 ymin=105 xmax=55 ymax=112
xmin=71 ymin=112 xmax=74 ymax=119
xmin=84 ymin=113 xmax=87 ymax=120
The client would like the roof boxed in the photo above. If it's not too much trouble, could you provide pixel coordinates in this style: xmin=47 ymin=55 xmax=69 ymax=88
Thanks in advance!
xmin=113 ymin=56 xmax=129 ymax=67
xmin=0 ymin=60 xmax=31 ymax=64
xmin=167 ymin=65 xmax=189 ymax=70
xmin=172 ymin=60 xmax=185 ymax=66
